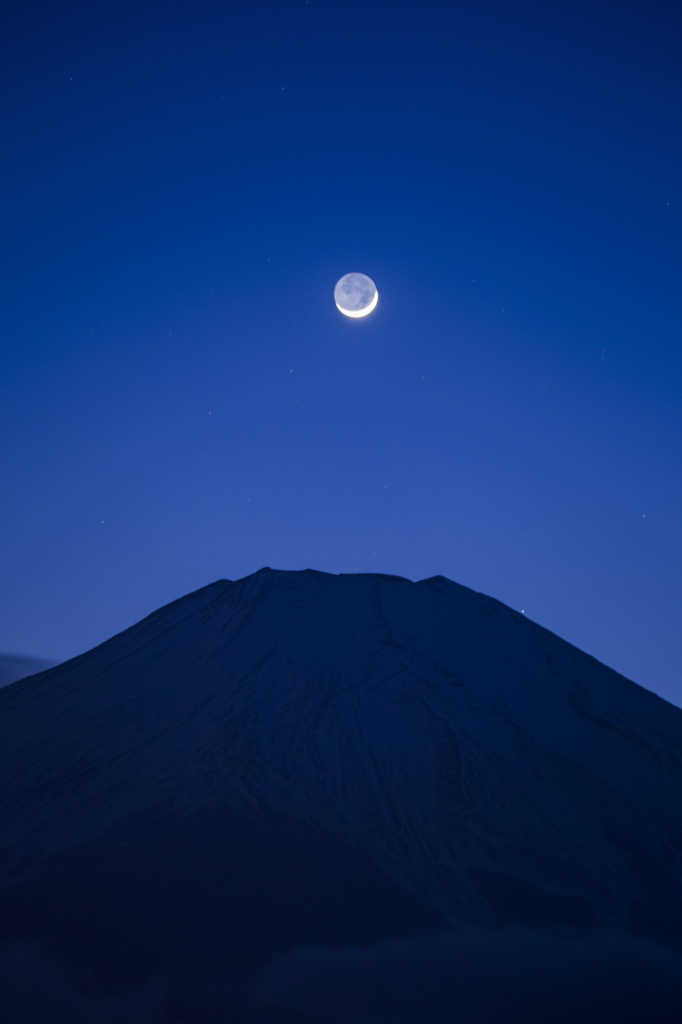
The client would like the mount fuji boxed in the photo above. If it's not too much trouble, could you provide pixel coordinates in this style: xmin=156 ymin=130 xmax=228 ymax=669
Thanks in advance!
xmin=1 ymin=568 xmax=681 ymax=1020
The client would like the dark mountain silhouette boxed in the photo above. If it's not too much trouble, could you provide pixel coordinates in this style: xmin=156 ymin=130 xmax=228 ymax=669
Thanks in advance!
xmin=1 ymin=568 xmax=681 ymax=1020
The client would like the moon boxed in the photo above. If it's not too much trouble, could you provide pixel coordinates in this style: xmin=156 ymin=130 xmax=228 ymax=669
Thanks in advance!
xmin=334 ymin=272 xmax=378 ymax=318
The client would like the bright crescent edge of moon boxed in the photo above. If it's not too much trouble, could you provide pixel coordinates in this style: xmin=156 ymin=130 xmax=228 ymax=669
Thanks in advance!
xmin=335 ymin=289 xmax=379 ymax=318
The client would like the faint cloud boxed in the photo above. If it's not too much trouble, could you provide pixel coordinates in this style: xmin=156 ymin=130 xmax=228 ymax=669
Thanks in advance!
xmin=246 ymin=926 xmax=682 ymax=1024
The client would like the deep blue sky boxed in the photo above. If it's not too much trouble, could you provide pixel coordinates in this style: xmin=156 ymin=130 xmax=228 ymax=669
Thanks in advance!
xmin=1 ymin=0 xmax=680 ymax=705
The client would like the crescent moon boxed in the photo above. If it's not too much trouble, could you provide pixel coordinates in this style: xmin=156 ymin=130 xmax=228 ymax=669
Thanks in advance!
xmin=334 ymin=272 xmax=379 ymax=318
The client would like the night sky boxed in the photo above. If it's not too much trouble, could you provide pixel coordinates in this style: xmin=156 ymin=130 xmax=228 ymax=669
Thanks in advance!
xmin=1 ymin=0 xmax=680 ymax=706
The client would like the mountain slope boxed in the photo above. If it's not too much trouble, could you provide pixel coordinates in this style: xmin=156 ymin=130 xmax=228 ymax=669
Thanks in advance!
xmin=1 ymin=568 xmax=681 ymax=1000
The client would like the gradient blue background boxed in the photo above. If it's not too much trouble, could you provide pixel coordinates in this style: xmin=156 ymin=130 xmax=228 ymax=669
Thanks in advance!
xmin=1 ymin=0 xmax=680 ymax=705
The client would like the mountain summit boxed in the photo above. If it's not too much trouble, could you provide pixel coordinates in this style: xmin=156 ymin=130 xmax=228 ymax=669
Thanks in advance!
xmin=1 ymin=568 xmax=681 ymax=1010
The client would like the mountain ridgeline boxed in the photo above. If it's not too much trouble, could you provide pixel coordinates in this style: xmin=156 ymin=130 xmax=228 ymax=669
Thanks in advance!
xmin=1 ymin=568 xmax=681 ymax=1018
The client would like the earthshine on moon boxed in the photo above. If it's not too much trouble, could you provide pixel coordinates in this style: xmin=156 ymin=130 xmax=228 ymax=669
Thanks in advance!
xmin=334 ymin=272 xmax=378 ymax=318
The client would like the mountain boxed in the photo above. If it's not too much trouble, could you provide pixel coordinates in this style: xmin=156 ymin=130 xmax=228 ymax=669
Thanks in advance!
xmin=0 ymin=652 xmax=59 ymax=689
xmin=1 ymin=568 xmax=681 ymax=1019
